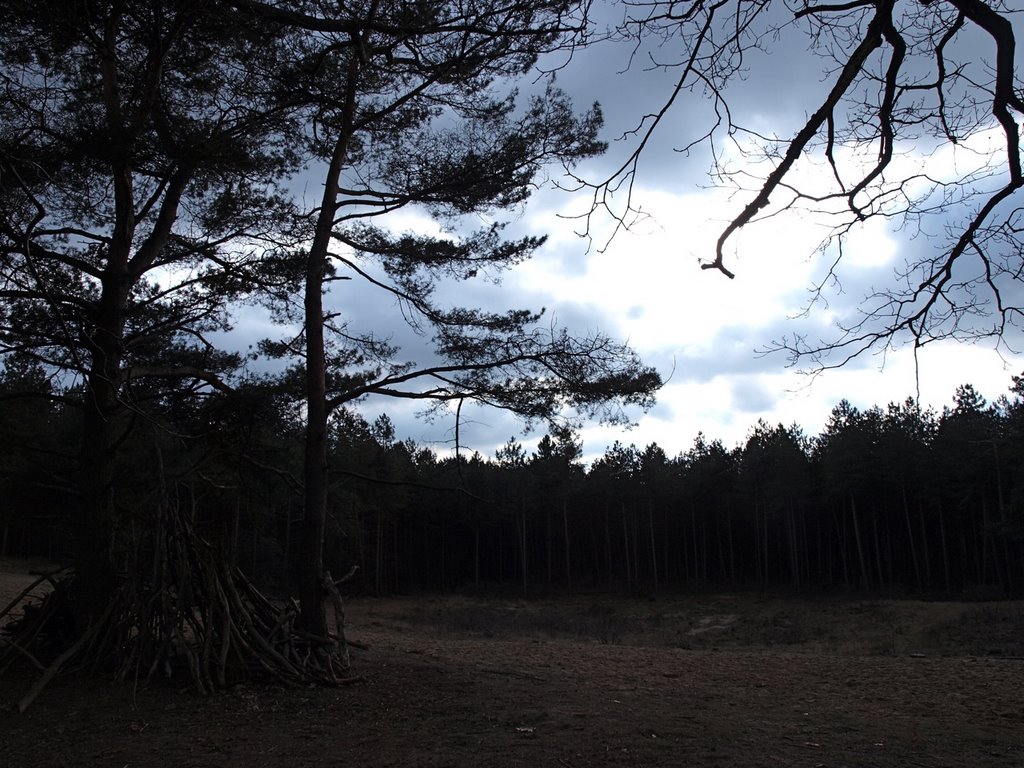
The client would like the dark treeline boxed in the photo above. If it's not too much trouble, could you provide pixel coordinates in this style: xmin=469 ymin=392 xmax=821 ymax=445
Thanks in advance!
xmin=3 ymin=359 xmax=1023 ymax=597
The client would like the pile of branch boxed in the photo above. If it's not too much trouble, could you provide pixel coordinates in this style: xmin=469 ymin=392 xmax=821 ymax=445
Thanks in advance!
xmin=0 ymin=504 xmax=356 ymax=711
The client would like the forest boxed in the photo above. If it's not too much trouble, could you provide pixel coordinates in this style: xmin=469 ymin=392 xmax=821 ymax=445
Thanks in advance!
xmin=1 ymin=0 xmax=1023 ymax=703
xmin=3 ymin=362 xmax=1023 ymax=598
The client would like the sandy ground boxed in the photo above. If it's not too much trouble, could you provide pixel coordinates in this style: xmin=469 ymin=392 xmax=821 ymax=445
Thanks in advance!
xmin=2 ymin=559 xmax=1023 ymax=767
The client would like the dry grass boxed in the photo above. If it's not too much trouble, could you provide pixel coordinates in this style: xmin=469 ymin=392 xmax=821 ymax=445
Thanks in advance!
xmin=4 ymin=560 xmax=1024 ymax=768
xmin=5 ymin=554 xmax=1023 ymax=659
xmin=349 ymin=589 xmax=1024 ymax=659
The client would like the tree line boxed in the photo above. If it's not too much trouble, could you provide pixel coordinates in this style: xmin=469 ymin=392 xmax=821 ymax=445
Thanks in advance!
xmin=5 ymin=360 xmax=1022 ymax=597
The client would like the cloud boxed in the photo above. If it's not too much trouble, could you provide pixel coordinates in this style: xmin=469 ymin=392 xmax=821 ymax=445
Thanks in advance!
xmin=225 ymin=23 xmax=1022 ymax=468
xmin=730 ymin=377 xmax=777 ymax=413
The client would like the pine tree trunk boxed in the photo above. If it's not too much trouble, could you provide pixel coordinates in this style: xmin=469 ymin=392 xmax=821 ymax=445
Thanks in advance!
xmin=850 ymin=495 xmax=870 ymax=589
xmin=520 ymin=500 xmax=527 ymax=595
xmin=299 ymin=234 xmax=330 ymax=635
xmin=937 ymin=500 xmax=951 ymax=593
xmin=902 ymin=485 xmax=922 ymax=591
xmin=546 ymin=513 xmax=553 ymax=584
xmin=604 ymin=505 xmax=612 ymax=584
xmin=752 ymin=504 xmax=761 ymax=584
xmin=837 ymin=508 xmax=850 ymax=589
xmin=726 ymin=508 xmax=736 ymax=581
xmin=498 ymin=525 xmax=504 ymax=583
xmin=77 ymin=290 xmax=130 ymax=623
xmin=647 ymin=501 xmax=658 ymax=593
xmin=663 ymin=512 xmax=671 ymax=584
xmin=375 ymin=512 xmax=385 ymax=595
xmin=392 ymin=520 xmax=400 ymax=593
xmin=761 ymin=503 xmax=769 ymax=586
xmin=563 ymin=500 xmax=572 ymax=590
xmin=788 ymin=504 xmax=801 ymax=589
xmin=299 ymin=58 xmax=360 ymax=639
xmin=692 ymin=508 xmax=701 ymax=584
xmin=871 ymin=508 xmax=885 ymax=589
xmin=622 ymin=505 xmax=632 ymax=588
xmin=474 ymin=525 xmax=480 ymax=586
xmin=918 ymin=502 xmax=932 ymax=590
xmin=715 ymin=516 xmax=725 ymax=584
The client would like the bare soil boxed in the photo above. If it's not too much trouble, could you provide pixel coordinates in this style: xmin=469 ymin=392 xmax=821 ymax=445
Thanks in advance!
xmin=2 ymin=558 xmax=1023 ymax=767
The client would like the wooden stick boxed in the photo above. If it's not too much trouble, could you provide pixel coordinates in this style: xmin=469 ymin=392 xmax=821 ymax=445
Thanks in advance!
xmin=17 ymin=598 xmax=114 ymax=712
xmin=0 ymin=566 xmax=71 ymax=625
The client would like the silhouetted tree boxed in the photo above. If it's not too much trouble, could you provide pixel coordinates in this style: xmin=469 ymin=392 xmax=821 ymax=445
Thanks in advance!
xmin=589 ymin=0 xmax=1024 ymax=367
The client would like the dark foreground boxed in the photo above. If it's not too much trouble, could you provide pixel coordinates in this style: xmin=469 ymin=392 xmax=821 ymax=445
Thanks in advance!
xmin=2 ymin=569 xmax=1023 ymax=767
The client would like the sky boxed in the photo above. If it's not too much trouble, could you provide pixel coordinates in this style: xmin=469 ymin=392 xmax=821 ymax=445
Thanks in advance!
xmin=234 ymin=3 xmax=1024 ymax=465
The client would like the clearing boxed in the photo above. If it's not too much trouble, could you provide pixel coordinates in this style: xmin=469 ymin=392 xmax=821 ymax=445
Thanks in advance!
xmin=2 ymin=558 xmax=1023 ymax=767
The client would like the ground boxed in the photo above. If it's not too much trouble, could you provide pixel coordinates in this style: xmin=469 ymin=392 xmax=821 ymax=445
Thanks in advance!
xmin=2 ymin=558 xmax=1023 ymax=767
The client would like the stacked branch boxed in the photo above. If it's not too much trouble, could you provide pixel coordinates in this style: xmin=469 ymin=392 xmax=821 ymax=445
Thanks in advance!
xmin=1 ymin=503 xmax=358 ymax=712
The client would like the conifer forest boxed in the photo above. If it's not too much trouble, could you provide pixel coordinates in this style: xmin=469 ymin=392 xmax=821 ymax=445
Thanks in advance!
xmin=4 ymin=369 xmax=1024 ymax=598
xmin=1 ymin=0 xmax=1023 ymax=721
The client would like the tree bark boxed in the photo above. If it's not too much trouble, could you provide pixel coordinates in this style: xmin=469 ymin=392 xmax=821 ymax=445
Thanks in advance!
xmin=298 ymin=58 xmax=361 ymax=638
xmin=850 ymin=495 xmax=870 ymax=589
xmin=917 ymin=501 xmax=932 ymax=589
xmin=563 ymin=499 xmax=572 ymax=589
xmin=901 ymin=485 xmax=922 ymax=590
xmin=937 ymin=500 xmax=951 ymax=593
xmin=647 ymin=501 xmax=658 ymax=593
xmin=519 ymin=499 xmax=527 ymax=594
xmin=621 ymin=504 xmax=632 ymax=588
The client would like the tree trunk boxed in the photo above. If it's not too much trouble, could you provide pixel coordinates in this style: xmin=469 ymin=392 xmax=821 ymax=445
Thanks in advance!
xmin=563 ymin=500 xmax=572 ymax=590
xmin=76 ymin=274 xmax=132 ymax=623
xmin=440 ymin=518 xmax=446 ymax=592
xmin=663 ymin=511 xmax=671 ymax=584
xmin=498 ymin=524 xmax=504 ymax=582
xmin=901 ymin=485 xmax=922 ymax=591
xmin=726 ymin=508 xmax=736 ymax=581
xmin=937 ymin=500 xmax=951 ymax=593
xmin=392 ymin=519 xmax=400 ymax=593
xmin=680 ymin=507 xmax=690 ymax=582
xmin=850 ymin=495 xmax=870 ymax=589
xmin=692 ymin=508 xmax=701 ymax=584
xmin=299 ymin=236 xmax=331 ymax=635
xmin=918 ymin=501 xmax=932 ymax=590
xmin=474 ymin=525 xmax=480 ymax=586
xmin=546 ymin=513 xmax=553 ymax=584
xmin=761 ymin=503 xmax=769 ymax=586
xmin=621 ymin=505 xmax=632 ymax=588
xmin=871 ymin=507 xmax=885 ymax=590
xmin=647 ymin=501 xmax=658 ymax=593
xmin=836 ymin=507 xmax=850 ymax=589
xmin=752 ymin=503 xmax=762 ymax=584
xmin=788 ymin=504 xmax=801 ymax=589
xmin=375 ymin=512 xmax=385 ymax=595
xmin=298 ymin=59 xmax=360 ymax=638
xmin=520 ymin=499 xmax=527 ymax=594
xmin=632 ymin=509 xmax=640 ymax=585
xmin=603 ymin=505 xmax=612 ymax=584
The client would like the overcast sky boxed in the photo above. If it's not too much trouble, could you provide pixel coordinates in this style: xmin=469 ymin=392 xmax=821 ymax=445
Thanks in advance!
xmin=235 ymin=4 xmax=1024 ymax=464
